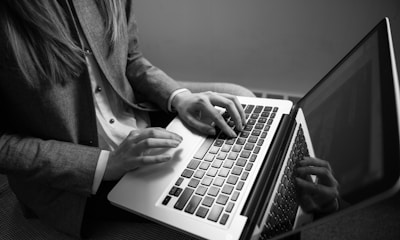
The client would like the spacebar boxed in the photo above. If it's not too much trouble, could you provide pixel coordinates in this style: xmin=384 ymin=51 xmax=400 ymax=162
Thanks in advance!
xmin=193 ymin=137 xmax=214 ymax=159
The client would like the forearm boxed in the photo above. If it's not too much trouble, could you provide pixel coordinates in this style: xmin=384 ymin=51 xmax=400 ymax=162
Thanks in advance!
xmin=0 ymin=132 xmax=101 ymax=195
xmin=126 ymin=56 xmax=182 ymax=111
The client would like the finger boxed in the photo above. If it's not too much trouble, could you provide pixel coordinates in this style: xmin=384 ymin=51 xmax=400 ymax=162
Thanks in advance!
xmin=196 ymin=96 xmax=236 ymax=137
xmin=185 ymin=95 xmax=236 ymax=137
xmin=129 ymin=128 xmax=183 ymax=144
xmin=296 ymin=166 xmax=338 ymax=187
xmin=206 ymin=93 xmax=244 ymax=132
xmin=218 ymin=93 xmax=246 ymax=129
xmin=296 ymin=177 xmax=339 ymax=200
xmin=134 ymin=138 xmax=181 ymax=153
xmin=131 ymin=155 xmax=172 ymax=168
xmin=298 ymin=157 xmax=332 ymax=171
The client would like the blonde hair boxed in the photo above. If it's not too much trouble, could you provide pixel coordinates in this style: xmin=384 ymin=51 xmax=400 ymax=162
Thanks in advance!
xmin=1 ymin=0 xmax=124 ymax=87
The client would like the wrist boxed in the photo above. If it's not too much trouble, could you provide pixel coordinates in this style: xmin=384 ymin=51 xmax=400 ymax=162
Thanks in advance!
xmin=170 ymin=89 xmax=191 ymax=112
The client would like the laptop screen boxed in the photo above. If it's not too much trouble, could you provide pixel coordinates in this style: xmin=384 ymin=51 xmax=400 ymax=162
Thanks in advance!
xmin=294 ymin=17 xmax=400 ymax=233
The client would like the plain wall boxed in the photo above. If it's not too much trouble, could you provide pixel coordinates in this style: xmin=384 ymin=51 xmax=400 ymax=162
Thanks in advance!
xmin=133 ymin=0 xmax=400 ymax=96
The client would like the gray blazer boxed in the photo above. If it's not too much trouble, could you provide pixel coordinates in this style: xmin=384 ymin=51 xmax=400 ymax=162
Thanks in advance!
xmin=0 ymin=0 xmax=180 ymax=237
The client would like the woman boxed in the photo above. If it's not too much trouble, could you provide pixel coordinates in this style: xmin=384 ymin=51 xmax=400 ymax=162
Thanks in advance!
xmin=0 ymin=0 xmax=254 ymax=237
xmin=0 ymin=0 xmax=338 ymax=238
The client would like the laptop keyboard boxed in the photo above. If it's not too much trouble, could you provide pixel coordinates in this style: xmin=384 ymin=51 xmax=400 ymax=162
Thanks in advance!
xmin=162 ymin=104 xmax=279 ymax=226
xmin=260 ymin=124 xmax=309 ymax=240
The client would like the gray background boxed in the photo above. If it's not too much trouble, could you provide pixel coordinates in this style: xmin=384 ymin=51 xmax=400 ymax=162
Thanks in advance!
xmin=133 ymin=0 xmax=400 ymax=96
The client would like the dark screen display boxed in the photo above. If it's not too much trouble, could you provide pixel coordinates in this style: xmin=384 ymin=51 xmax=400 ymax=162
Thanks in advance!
xmin=299 ymin=31 xmax=383 ymax=203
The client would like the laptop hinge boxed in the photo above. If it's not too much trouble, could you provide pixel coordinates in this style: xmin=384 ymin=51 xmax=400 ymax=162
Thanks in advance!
xmin=240 ymin=112 xmax=296 ymax=240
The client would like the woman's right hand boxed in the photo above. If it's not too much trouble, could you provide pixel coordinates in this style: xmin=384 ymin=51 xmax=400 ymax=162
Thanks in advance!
xmin=103 ymin=128 xmax=183 ymax=181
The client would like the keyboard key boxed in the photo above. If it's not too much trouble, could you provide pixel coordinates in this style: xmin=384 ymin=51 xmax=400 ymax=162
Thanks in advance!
xmin=248 ymin=136 xmax=258 ymax=143
xmin=217 ymin=194 xmax=229 ymax=205
xmin=231 ymin=191 xmax=240 ymax=201
xmin=232 ymin=166 xmax=243 ymax=175
xmin=261 ymin=131 xmax=268 ymax=138
xmin=236 ymin=158 xmax=247 ymax=167
xmin=226 ymin=202 xmax=235 ymax=213
xmin=223 ymin=160 xmax=235 ymax=169
xmin=187 ymin=159 xmax=201 ymax=170
xmin=195 ymin=185 xmax=208 ymax=196
xmin=227 ymin=152 xmax=239 ymax=160
xmin=261 ymin=111 xmax=270 ymax=118
xmin=240 ymin=151 xmax=251 ymax=159
xmin=232 ymin=145 xmax=242 ymax=152
xmin=245 ymin=163 xmax=253 ymax=171
xmin=250 ymin=154 xmax=257 ymax=162
xmin=255 ymin=123 xmax=264 ymax=130
xmin=220 ymin=213 xmax=230 ymax=225
xmin=174 ymin=188 xmax=194 ymax=210
xmin=208 ymin=186 xmax=220 ymax=197
xmin=169 ymin=186 xmax=183 ymax=197
xmin=251 ymin=130 xmax=261 ymax=136
xmin=264 ymin=106 xmax=272 ymax=111
xmin=196 ymin=206 xmax=209 ymax=218
xmin=175 ymin=177 xmax=184 ymax=186
xmin=194 ymin=137 xmax=214 ymax=159
xmin=244 ymin=143 xmax=255 ymax=151
xmin=188 ymin=178 xmax=200 ymax=188
xmin=221 ymin=144 xmax=232 ymax=152
xmin=185 ymin=195 xmax=202 ymax=214
xmin=247 ymin=119 xmax=257 ymax=125
xmin=218 ymin=168 xmax=230 ymax=177
xmin=222 ymin=185 xmax=234 ymax=195
xmin=181 ymin=169 xmax=194 ymax=178
xmin=254 ymin=105 xmax=264 ymax=113
xmin=244 ymin=105 xmax=255 ymax=114
xmin=227 ymin=175 xmax=239 ymax=185
xmin=236 ymin=181 xmax=245 ymax=190
xmin=162 ymin=196 xmax=171 ymax=205
xmin=202 ymin=196 xmax=215 ymax=207
xmin=213 ymin=177 xmax=225 ymax=187
xmin=204 ymin=154 xmax=215 ymax=162
xmin=241 ymin=171 xmax=249 ymax=180
xmin=199 ymin=162 xmax=210 ymax=170
xmin=216 ymin=152 xmax=227 ymax=160
xmin=206 ymin=167 xmax=218 ymax=177
xmin=209 ymin=146 xmax=220 ymax=154
xmin=236 ymin=138 xmax=246 ymax=145
xmin=201 ymin=177 xmax=213 ymax=186
xmin=208 ymin=205 xmax=224 ymax=222
xmin=258 ymin=117 xmax=267 ymax=123
xmin=212 ymin=159 xmax=223 ymax=168
xmin=214 ymin=139 xmax=224 ymax=147
xmin=194 ymin=170 xmax=206 ymax=179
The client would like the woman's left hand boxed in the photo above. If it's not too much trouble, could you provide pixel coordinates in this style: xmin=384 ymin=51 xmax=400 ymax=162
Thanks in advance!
xmin=295 ymin=157 xmax=340 ymax=214
xmin=171 ymin=91 xmax=246 ymax=138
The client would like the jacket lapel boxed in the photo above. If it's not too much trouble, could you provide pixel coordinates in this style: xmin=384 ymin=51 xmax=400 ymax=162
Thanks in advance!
xmin=71 ymin=0 xmax=138 ymax=107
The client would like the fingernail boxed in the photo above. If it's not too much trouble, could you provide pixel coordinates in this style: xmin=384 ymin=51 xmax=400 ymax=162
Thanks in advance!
xmin=208 ymin=128 xmax=216 ymax=135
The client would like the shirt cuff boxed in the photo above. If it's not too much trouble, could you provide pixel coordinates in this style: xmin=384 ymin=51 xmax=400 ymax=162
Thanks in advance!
xmin=91 ymin=150 xmax=110 ymax=195
xmin=167 ymin=88 xmax=191 ymax=112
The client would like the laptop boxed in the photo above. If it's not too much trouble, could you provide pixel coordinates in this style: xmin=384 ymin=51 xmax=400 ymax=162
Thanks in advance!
xmin=108 ymin=18 xmax=400 ymax=240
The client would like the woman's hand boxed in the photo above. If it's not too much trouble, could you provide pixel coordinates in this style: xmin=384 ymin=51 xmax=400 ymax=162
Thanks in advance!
xmin=295 ymin=157 xmax=340 ymax=214
xmin=103 ymin=128 xmax=182 ymax=181
xmin=171 ymin=91 xmax=246 ymax=138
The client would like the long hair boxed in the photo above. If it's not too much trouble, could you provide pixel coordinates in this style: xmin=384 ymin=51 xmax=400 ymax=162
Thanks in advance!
xmin=0 ymin=0 xmax=124 ymax=87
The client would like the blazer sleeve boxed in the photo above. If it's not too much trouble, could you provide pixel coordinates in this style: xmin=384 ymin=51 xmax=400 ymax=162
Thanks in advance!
xmin=124 ymin=0 xmax=182 ymax=112
xmin=0 ymin=130 xmax=100 ymax=196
